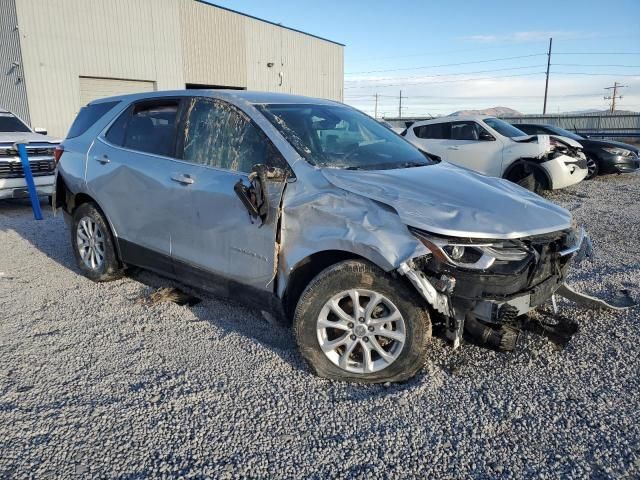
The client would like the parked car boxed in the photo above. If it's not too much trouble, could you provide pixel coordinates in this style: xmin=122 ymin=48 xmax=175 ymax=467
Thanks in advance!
xmin=55 ymin=91 xmax=600 ymax=383
xmin=403 ymin=115 xmax=588 ymax=192
xmin=0 ymin=108 xmax=60 ymax=200
xmin=513 ymin=123 xmax=640 ymax=179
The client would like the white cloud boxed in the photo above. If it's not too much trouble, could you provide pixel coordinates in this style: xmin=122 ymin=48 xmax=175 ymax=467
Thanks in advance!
xmin=344 ymin=74 xmax=640 ymax=116
xmin=462 ymin=31 xmax=597 ymax=43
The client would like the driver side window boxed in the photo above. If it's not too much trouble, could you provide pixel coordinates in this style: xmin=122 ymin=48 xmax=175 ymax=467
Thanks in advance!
xmin=180 ymin=97 xmax=287 ymax=173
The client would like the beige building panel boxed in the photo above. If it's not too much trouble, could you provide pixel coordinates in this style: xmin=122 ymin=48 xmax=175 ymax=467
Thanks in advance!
xmin=179 ymin=0 xmax=247 ymax=88
xmin=15 ymin=0 xmax=183 ymax=137
xmin=245 ymin=19 xmax=343 ymax=101
xmin=13 ymin=0 xmax=342 ymax=136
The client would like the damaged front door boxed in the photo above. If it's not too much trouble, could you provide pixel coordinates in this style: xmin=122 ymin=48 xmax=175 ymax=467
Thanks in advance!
xmin=170 ymin=96 xmax=289 ymax=292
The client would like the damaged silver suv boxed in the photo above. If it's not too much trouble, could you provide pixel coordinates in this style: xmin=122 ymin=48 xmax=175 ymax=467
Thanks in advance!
xmin=55 ymin=91 xmax=598 ymax=383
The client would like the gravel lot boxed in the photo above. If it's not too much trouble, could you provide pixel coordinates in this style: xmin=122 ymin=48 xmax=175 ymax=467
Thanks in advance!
xmin=1 ymin=173 xmax=639 ymax=479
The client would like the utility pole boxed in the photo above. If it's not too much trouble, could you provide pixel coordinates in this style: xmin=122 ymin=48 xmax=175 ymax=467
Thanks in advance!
xmin=542 ymin=37 xmax=552 ymax=115
xmin=398 ymin=90 xmax=403 ymax=119
xmin=374 ymin=93 xmax=378 ymax=119
xmin=604 ymin=82 xmax=626 ymax=113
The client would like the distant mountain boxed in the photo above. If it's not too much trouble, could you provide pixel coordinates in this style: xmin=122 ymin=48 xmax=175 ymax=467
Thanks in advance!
xmin=560 ymin=108 xmax=638 ymax=115
xmin=449 ymin=106 xmax=522 ymax=116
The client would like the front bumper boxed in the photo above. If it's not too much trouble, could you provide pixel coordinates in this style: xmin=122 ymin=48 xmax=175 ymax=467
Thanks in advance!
xmin=0 ymin=175 xmax=55 ymax=200
xmin=541 ymin=154 xmax=588 ymax=189
xmin=600 ymin=153 xmax=640 ymax=174
xmin=400 ymin=227 xmax=593 ymax=348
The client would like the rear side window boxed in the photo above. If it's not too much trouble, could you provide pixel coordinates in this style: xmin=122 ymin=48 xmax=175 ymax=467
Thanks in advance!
xmin=414 ymin=123 xmax=450 ymax=139
xmin=106 ymin=101 xmax=180 ymax=157
xmin=67 ymin=101 xmax=119 ymax=138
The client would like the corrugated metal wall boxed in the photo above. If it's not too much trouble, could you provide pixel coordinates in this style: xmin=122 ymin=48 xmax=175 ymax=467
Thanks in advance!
xmin=179 ymin=0 xmax=247 ymax=88
xmin=245 ymin=19 xmax=344 ymax=100
xmin=11 ymin=0 xmax=343 ymax=137
xmin=14 ymin=0 xmax=184 ymax=137
xmin=0 ymin=0 xmax=30 ymax=123
xmin=505 ymin=114 xmax=640 ymax=135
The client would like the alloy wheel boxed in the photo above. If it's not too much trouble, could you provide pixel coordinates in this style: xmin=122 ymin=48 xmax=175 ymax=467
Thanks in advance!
xmin=76 ymin=217 xmax=106 ymax=270
xmin=316 ymin=289 xmax=406 ymax=374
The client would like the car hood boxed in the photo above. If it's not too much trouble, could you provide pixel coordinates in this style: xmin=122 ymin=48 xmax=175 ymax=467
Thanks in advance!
xmin=321 ymin=162 xmax=572 ymax=240
xmin=582 ymin=138 xmax=639 ymax=153
xmin=0 ymin=131 xmax=61 ymax=145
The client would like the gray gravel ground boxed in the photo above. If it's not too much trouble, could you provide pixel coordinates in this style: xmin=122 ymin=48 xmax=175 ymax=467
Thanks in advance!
xmin=1 ymin=173 xmax=639 ymax=479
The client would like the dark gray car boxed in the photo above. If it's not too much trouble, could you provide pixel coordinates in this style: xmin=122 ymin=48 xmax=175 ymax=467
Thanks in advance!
xmin=54 ymin=90 xmax=602 ymax=383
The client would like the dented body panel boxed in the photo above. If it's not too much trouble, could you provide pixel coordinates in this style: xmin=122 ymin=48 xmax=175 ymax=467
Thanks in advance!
xmin=55 ymin=90 xmax=614 ymax=356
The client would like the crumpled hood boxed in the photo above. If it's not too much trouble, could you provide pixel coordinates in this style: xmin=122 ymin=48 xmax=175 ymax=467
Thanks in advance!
xmin=321 ymin=162 xmax=573 ymax=240
xmin=0 ymin=131 xmax=61 ymax=145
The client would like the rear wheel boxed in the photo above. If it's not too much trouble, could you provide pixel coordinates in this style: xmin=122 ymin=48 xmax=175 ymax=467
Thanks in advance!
xmin=293 ymin=260 xmax=431 ymax=383
xmin=71 ymin=203 xmax=123 ymax=282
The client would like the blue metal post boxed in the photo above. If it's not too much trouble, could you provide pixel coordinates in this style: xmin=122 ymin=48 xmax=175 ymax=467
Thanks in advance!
xmin=16 ymin=143 xmax=43 ymax=220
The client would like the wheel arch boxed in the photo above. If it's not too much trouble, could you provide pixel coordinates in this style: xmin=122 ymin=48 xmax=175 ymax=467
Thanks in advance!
xmin=502 ymin=158 xmax=552 ymax=190
xmin=281 ymin=250 xmax=375 ymax=321
xmin=57 ymin=181 xmax=122 ymax=261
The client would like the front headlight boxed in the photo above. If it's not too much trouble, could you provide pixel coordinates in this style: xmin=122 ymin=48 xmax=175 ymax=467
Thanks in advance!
xmin=411 ymin=230 xmax=529 ymax=270
xmin=602 ymin=147 xmax=631 ymax=156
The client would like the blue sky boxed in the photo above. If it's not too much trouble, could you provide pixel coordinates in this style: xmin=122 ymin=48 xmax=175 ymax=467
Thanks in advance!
xmin=212 ymin=0 xmax=640 ymax=115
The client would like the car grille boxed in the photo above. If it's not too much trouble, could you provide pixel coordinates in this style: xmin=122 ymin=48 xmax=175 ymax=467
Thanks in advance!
xmin=0 ymin=159 xmax=56 ymax=179
xmin=0 ymin=144 xmax=57 ymax=179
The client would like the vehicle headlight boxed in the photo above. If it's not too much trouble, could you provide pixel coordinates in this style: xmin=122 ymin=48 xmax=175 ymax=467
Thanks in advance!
xmin=411 ymin=229 xmax=529 ymax=270
xmin=602 ymin=147 xmax=631 ymax=156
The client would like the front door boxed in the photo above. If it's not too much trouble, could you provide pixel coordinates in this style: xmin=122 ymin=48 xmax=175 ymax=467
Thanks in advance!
xmin=170 ymin=97 xmax=288 ymax=292
xmin=441 ymin=121 xmax=504 ymax=177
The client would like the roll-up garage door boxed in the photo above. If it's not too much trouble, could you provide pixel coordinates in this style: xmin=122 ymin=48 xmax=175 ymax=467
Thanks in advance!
xmin=79 ymin=77 xmax=156 ymax=105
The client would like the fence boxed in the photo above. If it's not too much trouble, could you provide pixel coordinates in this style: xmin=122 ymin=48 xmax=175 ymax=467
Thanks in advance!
xmin=385 ymin=113 xmax=640 ymax=139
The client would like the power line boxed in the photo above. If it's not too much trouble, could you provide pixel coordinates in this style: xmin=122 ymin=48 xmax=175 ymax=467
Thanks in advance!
xmin=345 ymin=64 xmax=547 ymax=84
xmin=345 ymin=72 xmax=545 ymax=89
xmin=553 ymin=52 xmax=640 ymax=55
xmin=552 ymin=72 xmax=640 ymax=76
xmin=553 ymin=63 xmax=640 ymax=68
xmin=345 ymin=53 xmax=546 ymax=75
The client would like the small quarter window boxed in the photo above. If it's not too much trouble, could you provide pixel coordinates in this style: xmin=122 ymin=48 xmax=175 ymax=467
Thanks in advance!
xmin=67 ymin=101 xmax=119 ymax=139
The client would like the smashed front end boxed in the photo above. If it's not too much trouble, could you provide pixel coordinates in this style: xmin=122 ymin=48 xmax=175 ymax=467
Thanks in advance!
xmin=399 ymin=226 xmax=593 ymax=350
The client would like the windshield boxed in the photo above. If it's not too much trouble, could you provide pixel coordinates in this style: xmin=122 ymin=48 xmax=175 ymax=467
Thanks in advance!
xmin=483 ymin=117 xmax=527 ymax=138
xmin=546 ymin=125 xmax=584 ymax=141
xmin=0 ymin=112 xmax=31 ymax=133
xmin=257 ymin=103 xmax=433 ymax=170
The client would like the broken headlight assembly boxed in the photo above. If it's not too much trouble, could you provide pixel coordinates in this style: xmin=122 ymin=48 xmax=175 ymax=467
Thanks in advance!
xmin=410 ymin=229 xmax=530 ymax=270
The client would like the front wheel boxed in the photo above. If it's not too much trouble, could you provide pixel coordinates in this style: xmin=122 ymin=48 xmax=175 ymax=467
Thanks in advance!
xmin=71 ymin=203 xmax=123 ymax=282
xmin=585 ymin=155 xmax=599 ymax=179
xmin=293 ymin=260 xmax=431 ymax=383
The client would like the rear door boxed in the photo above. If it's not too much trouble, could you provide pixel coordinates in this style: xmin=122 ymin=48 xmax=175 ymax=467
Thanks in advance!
xmin=410 ymin=122 xmax=450 ymax=157
xmin=441 ymin=121 xmax=504 ymax=176
xmin=170 ymin=96 xmax=288 ymax=291
xmin=86 ymin=98 xmax=185 ymax=270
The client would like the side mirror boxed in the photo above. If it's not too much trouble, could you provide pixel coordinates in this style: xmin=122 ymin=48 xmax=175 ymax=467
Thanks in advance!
xmin=233 ymin=164 xmax=289 ymax=225
xmin=34 ymin=127 xmax=47 ymax=135
xmin=479 ymin=131 xmax=495 ymax=141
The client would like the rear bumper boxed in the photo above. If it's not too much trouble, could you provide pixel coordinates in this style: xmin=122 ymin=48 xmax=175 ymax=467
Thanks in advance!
xmin=0 ymin=175 xmax=55 ymax=200
xmin=541 ymin=155 xmax=588 ymax=189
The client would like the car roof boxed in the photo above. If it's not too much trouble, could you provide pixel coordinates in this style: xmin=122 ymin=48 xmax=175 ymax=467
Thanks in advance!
xmin=411 ymin=114 xmax=497 ymax=125
xmin=89 ymin=89 xmax=342 ymax=107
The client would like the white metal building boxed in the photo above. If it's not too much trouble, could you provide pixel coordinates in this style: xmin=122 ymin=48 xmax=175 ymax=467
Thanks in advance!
xmin=0 ymin=0 xmax=344 ymax=137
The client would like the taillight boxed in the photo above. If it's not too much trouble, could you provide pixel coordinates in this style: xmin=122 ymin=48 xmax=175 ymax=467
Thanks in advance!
xmin=54 ymin=145 xmax=64 ymax=164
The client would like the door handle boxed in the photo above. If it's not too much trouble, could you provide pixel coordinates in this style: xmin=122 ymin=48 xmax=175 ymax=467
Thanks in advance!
xmin=95 ymin=155 xmax=110 ymax=164
xmin=448 ymin=146 xmax=460 ymax=150
xmin=171 ymin=173 xmax=195 ymax=185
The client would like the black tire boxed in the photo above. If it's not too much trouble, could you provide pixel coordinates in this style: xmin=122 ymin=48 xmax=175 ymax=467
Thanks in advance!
xmin=506 ymin=162 xmax=547 ymax=194
xmin=585 ymin=154 xmax=599 ymax=179
xmin=293 ymin=260 xmax=431 ymax=383
xmin=71 ymin=202 xmax=123 ymax=282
